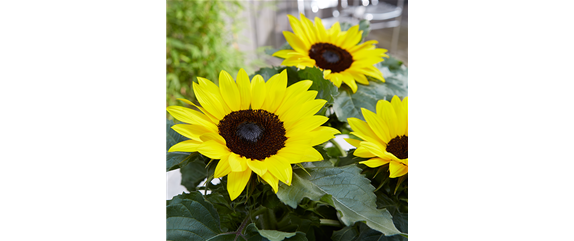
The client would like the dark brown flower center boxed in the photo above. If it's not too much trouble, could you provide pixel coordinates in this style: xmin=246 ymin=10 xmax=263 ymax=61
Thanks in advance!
xmin=387 ymin=135 xmax=408 ymax=159
xmin=309 ymin=43 xmax=353 ymax=73
xmin=218 ymin=109 xmax=286 ymax=160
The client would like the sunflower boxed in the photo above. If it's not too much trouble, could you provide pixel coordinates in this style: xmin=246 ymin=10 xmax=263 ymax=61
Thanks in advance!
xmin=345 ymin=96 xmax=408 ymax=178
xmin=167 ymin=69 xmax=340 ymax=200
xmin=273 ymin=13 xmax=389 ymax=93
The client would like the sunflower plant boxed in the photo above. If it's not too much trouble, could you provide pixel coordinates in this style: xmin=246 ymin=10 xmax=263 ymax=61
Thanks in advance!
xmin=166 ymin=14 xmax=408 ymax=241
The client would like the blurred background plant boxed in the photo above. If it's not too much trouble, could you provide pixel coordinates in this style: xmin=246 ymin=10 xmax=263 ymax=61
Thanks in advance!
xmin=166 ymin=0 xmax=253 ymax=108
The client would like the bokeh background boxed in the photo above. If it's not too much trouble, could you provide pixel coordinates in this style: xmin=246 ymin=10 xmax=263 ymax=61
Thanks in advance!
xmin=167 ymin=0 xmax=408 ymax=199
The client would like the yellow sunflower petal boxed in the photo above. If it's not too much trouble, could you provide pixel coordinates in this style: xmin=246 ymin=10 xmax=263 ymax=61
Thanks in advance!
xmin=279 ymin=91 xmax=318 ymax=125
xmin=218 ymin=70 xmax=241 ymax=111
xmin=362 ymin=108 xmax=392 ymax=143
xmin=166 ymin=106 xmax=218 ymax=133
xmin=309 ymin=126 xmax=340 ymax=146
xmin=347 ymin=69 xmax=369 ymax=85
xmin=198 ymin=140 xmax=229 ymax=160
xmin=263 ymin=70 xmax=288 ymax=113
xmin=354 ymin=145 xmax=377 ymax=158
xmin=360 ymin=141 xmax=387 ymax=158
xmin=283 ymin=31 xmax=308 ymax=54
xmin=300 ymin=146 xmax=324 ymax=162
xmin=300 ymin=13 xmax=317 ymax=43
xmin=275 ymin=149 xmax=303 ymax=164
xmin=403 ymin=97 xmax=408 ymax=135
xmin=261 ymin=171 xmax=279 ymax=193
xmin=199 ymin=132 xmax=226 ymax=145
xmin=236 ymin=68 xmax=252 ymax=110
xmin=401 ymin=158 xmax=408 ymax=166
xmin=227 ymin=169 xmax=252 ymax=201
xmin=275 ymin=80 xmax=313 ymax=117
xmin=360 ymin=157 xmax=391 ymax=168
xmin=328 ymin=22 xmax=341 ymax=40
xmin=389 ymin=161 xmax=408 ymax=178
xmin=341 ymin=25 xmax=361 ymax=49
xmin=322 ymin=69 xmax=332 ymax=78
xmin=281 ymin=98 xmax=323 ymax=129
xmin=299 ymin=99 xmax=327 ymax=118
xmin=176 ymin=98 xmax=220 ymax=124
xmin=340 ymin=71 xmax=358 ymax=93
xmin=348 ymin=40 xmax=379 ymax=52
xmin=196 ymin=77 xmax=233 ymax=115
xmin=250 ymin=75 xmax=266 ymax=109
xmin=287 ymin=14 xmax=311 ymax=48
xmin=272 ymin=49 xmax=294 ymax=59
xmin=314 ymin=17 xmax=327 ymax=40
xmin=347 ymin=117 xmax=385 ymax=145
xmin=275 ymin=155 xmax=293 ymax=185
xmin=246 ymin=158 xmax=267 ymax=176
xmin=168 ymin=140 xmax=202 ymax=153
xmin=171 ymin=124 xmax=214 ymax=140
xmin=228 ymin=152 xmax=248 ymax=172
xmin=344 ymin=138 xmax=362 ymax=148
xmin=373 ymin=101 xmax=398 ymax=138
xmin=362 ymin=67 xmax=385 ymax=82
xmin=326 ymin=73 xmax=343 ymax=87
xmin=214 ymin=155 xmax=231 ymax=178
xmin=263 ymin=155 xmax=292 ymax=184
xmin=389 ymin=96 xmax=407 ymax=136
xmin=282 ymin=58 xmax=315 ymax=68
xmin=286 ymin=115 xmax=329 ymax=137
xmin=192 ymin=81 xmax=226 ymax=120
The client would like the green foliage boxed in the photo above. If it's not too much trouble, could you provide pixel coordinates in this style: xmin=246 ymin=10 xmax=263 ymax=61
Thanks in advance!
xmin=276 ymin=162 xmax=403 ymax=237
xmin=297 ymin=67 xmax=339 ymax=106
xmin=332 ymin=56 xmax=408 ymax=122
xmin=167 ymin=192 xmax=222 ymax=241
xmin=166 ymin=16 xmax=408 ymax=241
xmin=166 ymin=0 xmax=249 ymax=107
xmin=167 ymin=119 xmax=193 ymax=171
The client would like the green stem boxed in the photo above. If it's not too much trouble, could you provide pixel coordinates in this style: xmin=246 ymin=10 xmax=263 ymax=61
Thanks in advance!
xmin=319 ymin=218 xmax=342 ymax=227
xmin=234 ymin=216 xmax=250 ymax=241
xmin=330 ymin=139 xmax=347 ymax=157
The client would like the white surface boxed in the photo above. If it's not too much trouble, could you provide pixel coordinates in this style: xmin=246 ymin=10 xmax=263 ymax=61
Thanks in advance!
xmin=166 ymin=135 xmax=355 ymax=200
xmin=166 ymin=169 xmax=188 ymax=200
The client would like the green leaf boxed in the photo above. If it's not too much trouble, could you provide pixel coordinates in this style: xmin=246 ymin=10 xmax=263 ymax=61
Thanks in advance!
xmin=258 ymin=229 xmax=297 ymax=241
xmin=357 ymin=20 xmax=371 ymax=43
xmin=375 ymin=190 xmax=408 ymax=234
xmin=180 ymin=153 xmax=208 ymax=191
xmin=249 ymin=66 xmax=301 ymax=86
xmin=297 ymin=67 xmax=338 ymax=105
xmin=280 ymin=66 xmax=301 ymax=86
xmin=250 ymin=67 xmax=279 ymax=81
xmin=167 ymin=192 xmax=222 ymax=241
xmin=276 ymin=163 xmax=404 ymax=237
xmin=167 ymin=119 xmax=188 ymax=151
xmin=247 ymin=223 xmax=307 ymax=241
xmin=332 ymin=222 xmax=407 ymax=241
xmin=167 ymin=119 xmax=194 ymax=171
xmin=334 ymin=149 xmax=368 ymax=167
xmin=332 ymin=56 xmax=407 ymax=122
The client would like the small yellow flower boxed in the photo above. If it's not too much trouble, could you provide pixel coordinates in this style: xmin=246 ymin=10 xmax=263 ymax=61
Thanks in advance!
xmin=345 ymin=96 xmax=408 ymax=178
xmin=273 ymin=13 xmax=388 ymax=93
xmin=167 ymin=69 xmax=340 ymax=200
